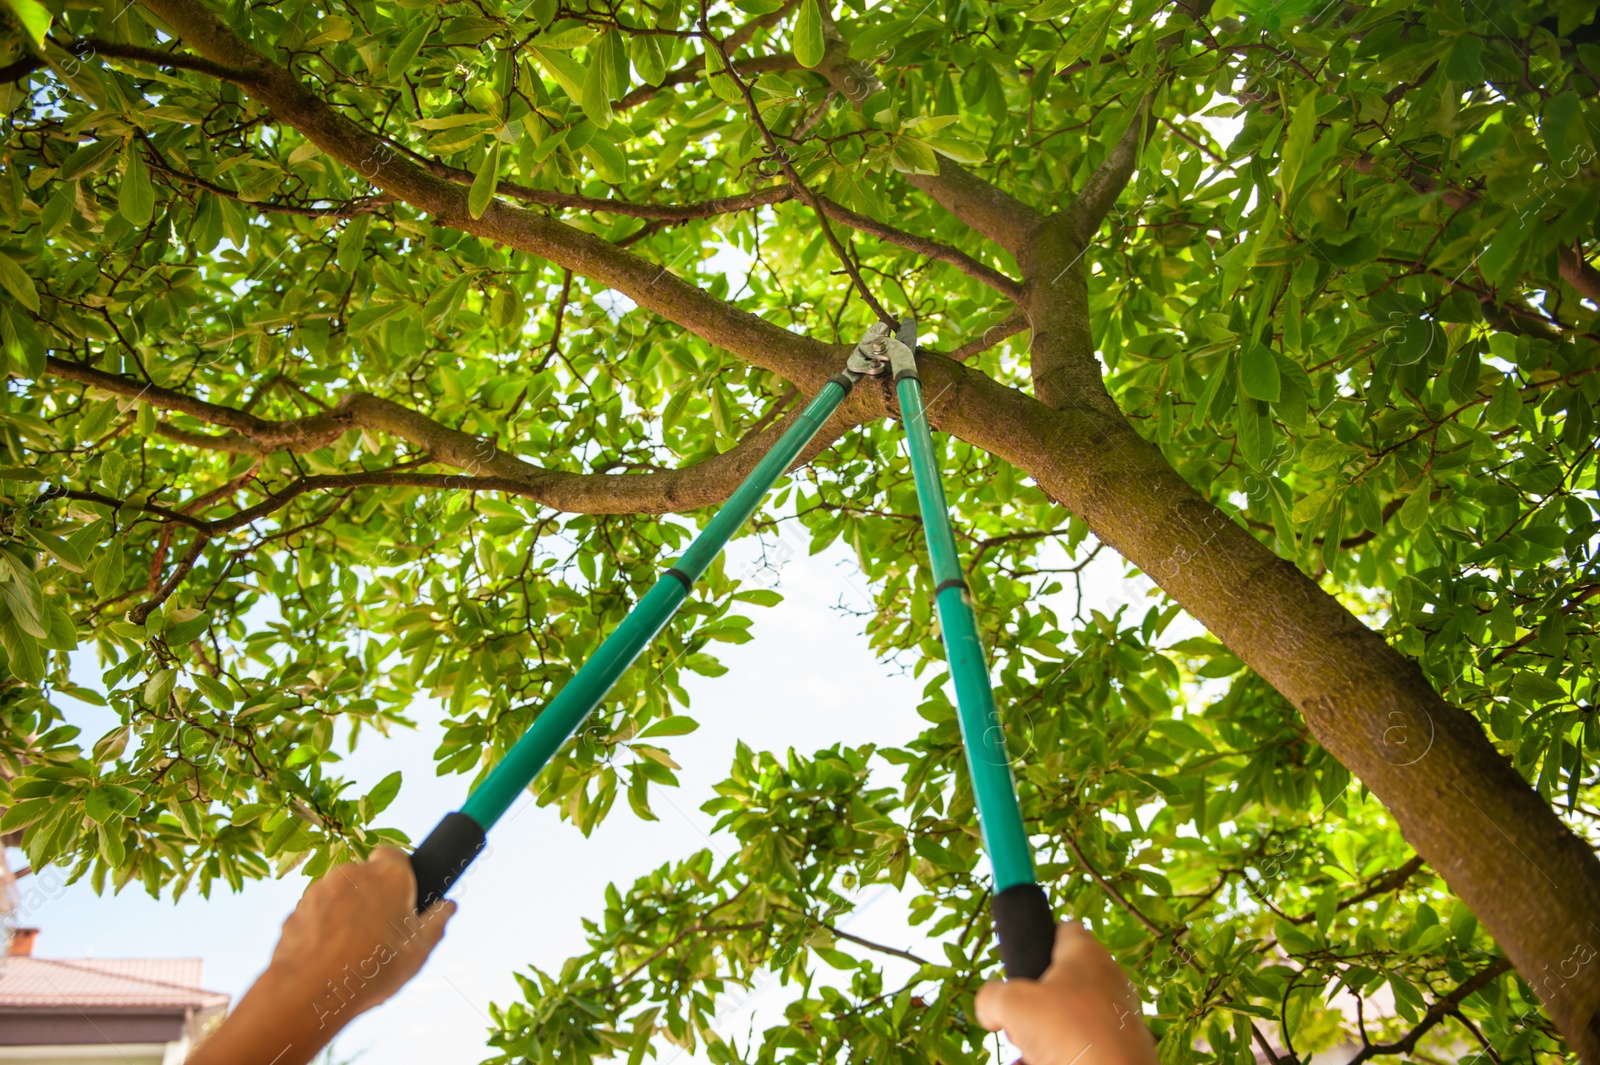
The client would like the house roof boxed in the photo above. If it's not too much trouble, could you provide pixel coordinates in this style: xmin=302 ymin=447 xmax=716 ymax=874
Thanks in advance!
xmin=0 ymin=956 xmax=229 ymax=1011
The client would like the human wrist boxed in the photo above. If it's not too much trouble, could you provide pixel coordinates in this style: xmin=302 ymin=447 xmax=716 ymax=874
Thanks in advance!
xmin=190 ymin=964 xmax=349 ymax=1065
xmin=258 ymin=959 xmax=368 ymax=1040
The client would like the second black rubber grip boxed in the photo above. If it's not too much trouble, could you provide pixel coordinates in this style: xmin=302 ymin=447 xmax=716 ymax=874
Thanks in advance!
xmin=992 ymin=882 xmax=1056 ymax=979
xmin=409 ymin=811 xmax=487 ymax=911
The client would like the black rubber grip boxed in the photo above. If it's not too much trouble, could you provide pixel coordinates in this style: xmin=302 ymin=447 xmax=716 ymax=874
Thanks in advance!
xmin=663 ymin=568 xmax=693 ymax=592
xmin=893 ymin=366 xmax=920 ymax=382
xmin=409 ymin=811 xmax=487 ymax=911
xmin=828 ymin=372 xmax=857 ymax=392
xmin=933 ymin=577 xmax=969 ymax=596
xmin=993 ymin=883 xmax=1056 ymax=979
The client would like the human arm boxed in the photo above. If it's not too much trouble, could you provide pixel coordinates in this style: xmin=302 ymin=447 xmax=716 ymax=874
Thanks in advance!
xmin=187 ymin=847 xmax=456 ymax=1065
xmin=976 ymin=921 xmax=1157 ymax=1065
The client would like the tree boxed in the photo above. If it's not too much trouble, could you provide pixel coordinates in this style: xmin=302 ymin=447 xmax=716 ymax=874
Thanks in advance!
xmin=0 ymin=0 xmax=1597 ymax=1058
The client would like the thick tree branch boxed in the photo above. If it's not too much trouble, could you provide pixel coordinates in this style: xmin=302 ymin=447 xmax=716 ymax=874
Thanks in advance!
xmin=45 ymin=357 xmax=852 ymax=516
xmin=902 ymin=159 xmax=1045 ymax=262
xmin=1558 ymin=243 xmax=1600 ymax=302
xmin=52 ymin=36 xmax=249 ymax=81
xmin=0 ymin=55 xmax=44 ymax=82
xmin=1065 ymin=96 xmax=1153 ymax=246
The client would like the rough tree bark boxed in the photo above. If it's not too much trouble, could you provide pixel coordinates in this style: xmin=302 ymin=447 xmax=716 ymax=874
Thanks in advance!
xmin=95 ymin=0 xmax=1600 ymax=1054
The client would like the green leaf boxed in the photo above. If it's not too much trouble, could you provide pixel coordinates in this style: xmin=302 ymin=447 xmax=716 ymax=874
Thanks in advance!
xmin=1397 ymin=482 xmax=1432 ymax=532
xmin=192 ymin=672 xmax=235 ymax=711
xmin=468 ymin=141 xmax=502 ymax=219
xmin=600 ymin=27 xmax=629 ymax=99
xmin=1 ymin=0 xmax=52 ymax=49
xmin=890 ymin=136 xmax=941 ymax=174
xmin=628 ymin=34 xmax=667 ymax=86
xmin=638 ymin=716 xmax=699 ymax=739
xmin=99 ymin=820 xmax=127 ymax=866
xmin=1027 ymin=0 xmax=1074 ymax=19
xmin=794 ymin=0 xmax=825 ymax=67
xmin=813 ymin=947 xmax=857 ymax=969
xmin=923 ymin=136 xmax=986 ymax=164
xmin=387 ymin=21 xmax=432 ymax=82
xmin=1445 ymin=34 xmax=1484 ymax=83
xmin=0 ymin=251 xmax=38 ymax=314
xmin=23 ymin=527 xmax=83 ymax=572
xmin=582 ymin=44 xmax=615 ymax=128
xmin=119 ymin=146 xmax=155 ymax=227
xmin=704 ymin=47 xmax=742 ymax=103
xmin=1512 ymin=672 xmax=1567 ymax=704
xmin=91 ymin=726 xmax=130 ymax=763
xmin=1277 ymin=91 xmax=1319 ymax=200
xmin=1480 ymin=212 xmax=1534 ymax=284
xmin=366 ymin=770 xmax=403 ymax=815
xmin=1485 ymin=378 xmax=1523 ymax=430
xmin=1542 ymin=91 xmax=1590 ymax=167
xmin=580 ymin=139 xmax=627 ymax=183
xmin=143 ymin=668 xmax=177 ymax=707
xmin=1239 ymin=341 xmax=1281 ymax=402
xmin=166 ymin=613 xmax=210 ymax=645
xmin=93 ymin=540 xmax=124 ymax=593
xmin=424 ymin=273 xmax=473 ymax=324
xmin=337 ymin=214 xmax=370 ymax=275
xmin=58 ymin=138 xmax=119 ymax=181
xmin=530 ymin=46 xmax=588 ymax=101
xmin=85 ymin=787 xmax=119 ymax=823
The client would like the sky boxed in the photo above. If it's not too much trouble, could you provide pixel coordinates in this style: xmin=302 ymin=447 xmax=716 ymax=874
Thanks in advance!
xmin=18 ymin=524 xmax=1142 ymax=1064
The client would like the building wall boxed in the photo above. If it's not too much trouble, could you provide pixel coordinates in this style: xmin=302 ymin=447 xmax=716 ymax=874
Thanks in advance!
xmin=0 ymin=1044 xmax=176 ymax=1065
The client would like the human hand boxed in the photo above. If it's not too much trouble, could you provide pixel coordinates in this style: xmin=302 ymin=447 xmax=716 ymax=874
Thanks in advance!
xmin=269 ymin=847 xmax=455 ymax=1026
xmin=976 ymin=922 xmax=1156 ymax=1065
xmin=188 ymin=847 xmax=455 ymax=1065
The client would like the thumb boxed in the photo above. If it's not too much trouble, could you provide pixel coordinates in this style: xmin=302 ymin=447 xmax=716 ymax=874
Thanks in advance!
xmin=418 ymin=899 xmax=457 ymax=943
xmin=975 ymin=978 xmax=1018 ymax=1032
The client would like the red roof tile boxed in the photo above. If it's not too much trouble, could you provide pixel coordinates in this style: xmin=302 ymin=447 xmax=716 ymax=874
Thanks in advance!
xmin=0 ymin=957 xmax=229 ymax=1010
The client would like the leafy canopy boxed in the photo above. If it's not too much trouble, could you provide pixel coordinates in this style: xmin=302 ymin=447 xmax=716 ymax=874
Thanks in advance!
xmin=0 ymin=0 xmax=1598 ymax=1060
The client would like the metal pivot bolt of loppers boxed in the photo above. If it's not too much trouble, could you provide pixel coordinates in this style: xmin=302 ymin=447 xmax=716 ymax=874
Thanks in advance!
xmin=848 ymin=317 xmax=1057 ymax=980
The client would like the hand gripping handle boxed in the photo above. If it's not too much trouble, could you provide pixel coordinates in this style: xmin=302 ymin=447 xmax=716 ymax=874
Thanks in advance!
xmin=992 ymin=883 xmax=1057 ymax=980
xmin=408 ymin=812 xmax=487 ymax=912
